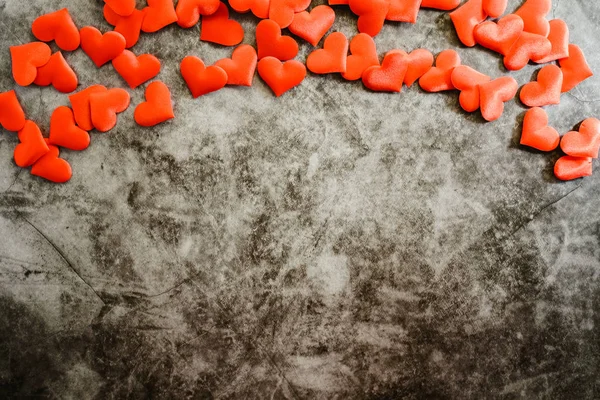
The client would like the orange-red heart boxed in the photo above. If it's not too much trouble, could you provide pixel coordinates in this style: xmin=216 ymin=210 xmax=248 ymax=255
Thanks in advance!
xmin=256 ymin=19 xmax=299 ymax=61
xmin=230 ymin=0 xmax=270 ymax=19
xmin=561 ymin=118 xmax=600 ymax=159
xmin=386 ymin=0 xmax=420 ymax=23
xmin=180 ymin=56 xmax=228 ymax=98
xmin=0 ymin=90 xmax=26 ymax=132
xmin=214 ymin=44 xmax=258 ymax=86
xmin=559 ymin=44 xmax=593 ymax=93
xmin=257 ymin=57 xmax=306 ymax=96
xmin=393 ymin=49 xmax=434 ymax=87
xmin=362 ymin=51 xmax=409 ymax=93
xmin=420 ymin=0 xmax=461 ymax=10
xmin=451 ymin=65 xmax=491 ymax=112
xmin=32 ymin=8 xmax=80 ymax=52
xmin=89 ymin=88 xmax=131 ymax=132
xmin=112 ymin=50 xmax=161 ymax=88
xmin=289 ymin=5 xmax=335 ymax=46
xmin=104 ymin=0 xmax=136 ymax=17
xmin=33 ymin=52 xmax=78 ymax=93
xmin=306 ymin=32 xmax=348 ymax=74
xmin=31 ymin=142 xmax=72 ymax=183
xmin=520 ymin=65 xmax=563 ymax=108
xmin=520 ymin=107 xmax=560 ymax=151
xmin=134 ymin=81 xmax=175 ymax=127
xmin=176 ymin=0 xmax=221 ymax=28
xmin=14 ymin=120 xmax=49 ymax=168
xmin=479 ymin=76 xmax=518 ymax=122
xmin=515 ymin=0 xmax=551 ymax=37
xmin=10 ymin=42 xmax=52 ymax=87
xmin=535 ymin=19 xmax=569 ymax=64
xmin=80 ymin=26 xmax=126 ymax=67
xmin=200 ymin=2 xmax=244 ymax=46
xmin=554 ymin=156 xmax=592 ymax=181
xmin=104 ymin=6 xmax=145 ymax=48
xmin=450 ymin=0 xmax=487 ymax=47
xmin=474 ymin=14 xmax=524 ymax=56
xmin=269 ymin=0 xmax=311 ymax=28
xmin=349 ymin=0 xmax=390 ymax=37
xmin=69 ymin=85 xmax=108 ymax=131
xmin=49 ymin=106 xmax=90 ymax=151
xmin=419 ymin=49 xmax=461 ymax=92
xmin=482 ymin=0 xmax=507 ymax=18
xmin=142 ymin=0 xmax=178 ymax=33
xmin=342 ymin=33 xmax=379 ymax=81
xmin=504 ymin=32 xmax=551 ymax=71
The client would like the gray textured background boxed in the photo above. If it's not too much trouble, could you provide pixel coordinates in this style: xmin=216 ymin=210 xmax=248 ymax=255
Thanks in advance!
xmin=1 ymin=0 xmax=600 ymax=398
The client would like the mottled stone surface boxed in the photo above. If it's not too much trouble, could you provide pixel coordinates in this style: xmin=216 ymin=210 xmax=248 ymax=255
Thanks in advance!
xmin=1 ymin=0 xmax=600 ymax=398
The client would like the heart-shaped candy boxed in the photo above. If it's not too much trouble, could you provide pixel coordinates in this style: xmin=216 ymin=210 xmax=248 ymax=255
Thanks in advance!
xmin=14 ymin=121 xmax=49 ymax=168
xmin=31 ymin=143 xmax=72 ymax=183
xmin=479 ymin=76 xmax=518 ymax=122
xmin=69 ymin=85 xmax=108 ymax=131
xmin=32 ymin=8 xmax=80 ymax=52
xmin=386 ymin=0 xmax=421 ymax=23
xmin=450 ymin=65 xmax=491 ymax=112
xmin=180 ymin=56 xmax=228 ymax=97
xmin=482 ymin=0 xmax=507 ymax=18
xmin=504 ymin=32 xmax=551 ymax=71
xmin=80 ymin=26 xmax=126 ymax=67
xmin=349 ymin=0 xmax=390 ymax=37
xmin=520 ymin=107 xmax=560 ymax=151
xmin=342 ymin=33 xmax=379 ymax=81
xmin=289 ymin=5 xmax=335 ymax=46
xmin=200 ymin=2 xmax=244 ymax=46
xmin=535 ymin=19 xmax=569 ymax=64
xmin=393 ymin=49 xmax=434 ymax=87
xmin=420 ymin=0 xmax=461 ymax=10
xmin=560 ymin=118 xmax=600 ymax=158
xmin=306 ymin=32 xmax=348 ymax=74
xmin=0 ymin=90 xmax=26 ymax=132
xmin=450 ymin=0 xmax=487 ymax=47
xmin=112 ymin=50 xmax=161 ymax=88
xmin=419 ymin=49 xmax=461 ymax=92
xmin=104 ymin=6 xmax=145 ymax=48
xmin=10 ymin=42 xmax=52 ymax=86
xmin=520 ymin=64 xmax=563 ymax=108
xmin=554 ymin=156 xmax=593 ymax=181
xmin=269 ymin=0 xmax=311 ymax=28
xmin=176 ymin=0 xmax=220 ymax=28
xmin=134 ymin=81 xmax=175 ymax=127
xmin=230 ymin=0 xmax=270 ymax=19
xmin=49 ymin=106 xmax=90 ymax=151
xmin=474 ymin=14 xmax=524 ymax=56
xmin=559 ymin=44 xmax=593 ymax=93
xmin=329 ymin=0 xmax=348 ymax=4
xmin=362 ymin=51 xmax=409 ymax=93
xmin=142 ymin=0 xmax=178 ymax=33
xmin=515 ymin=0 xmax=551 ymax=37
xmin=104 ymin=0 xmax=136 ymax=17
xmin=215 ymin=45 xmax=258 ymax=86
xmin=89 ymin=88 xmax=131 ymax=132
xmin=256 ymin=19 xmax=299 ymax=61
xmin=33 ymin=52 xmax=78 ymax=93
xmin=257 ymin=57 xmax=306 ymax=96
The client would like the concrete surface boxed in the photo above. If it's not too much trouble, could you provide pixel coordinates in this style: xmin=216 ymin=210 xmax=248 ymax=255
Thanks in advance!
xmin=1 ymin=0 xmax=599 ymax=398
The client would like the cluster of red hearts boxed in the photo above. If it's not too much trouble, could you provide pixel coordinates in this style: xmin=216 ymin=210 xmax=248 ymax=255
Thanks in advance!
xmin=1 ymin=0 xmax=599 ymax=183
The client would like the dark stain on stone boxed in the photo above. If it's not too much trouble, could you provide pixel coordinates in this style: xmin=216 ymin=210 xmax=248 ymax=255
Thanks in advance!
xmin=147 ymin=213 xmax=183 ymax=246
xmin=90 ymin=220 xmax=137 ymax=283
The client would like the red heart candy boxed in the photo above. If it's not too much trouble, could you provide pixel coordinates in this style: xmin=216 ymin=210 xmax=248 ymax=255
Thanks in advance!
xmin=289 ymin=5 xmax=335 ymax=46
xmin=450 ymin=0 xmax=487 ymax=47
xmin=176 ymin=0 xmax=220 ymax=28
xmin=201 ymin=2 xmax=244 ymax=46
xmin=80 ymin=26 xmax=126 ymax=68
xmin=134 ymin=81 xmax=175 ymax=127
xmin=504 ymin=32 xmax=551 ymax=71
xmin=554 ymin=156 xmax=592 ymax=181
xmin=269 ymin=0 xmax=311 ymax=28
xmin=474 ymin=14 xmax=524 ymax=56
xmin=104 ymin=0 xmax=136 ymax=17
xmin=535 ymin=19 xmax=569 ymax=64
xmin=49 ymin=106 xmax=90 ymax=151
xmin=230 ymin=0 xmax=270 ymax=19
xmin=386 ymin=0 xmax=421 ymax=23
xmin=256 ymin=19 xmax=299 ymax=61
xmin=306 ymin=32 xmax=348 ymax=74
xmin=89 ymin=88 xmax=131 ymax=132
xmin=394 ymin=49 xmax=434 ymax=87
xmin=142 ymin=0 xmax=178 ymax=33
xmin=349 ymin=0 xmax=390 ymax=37
xmin=342 ymin=33 xmax=379 ymax=81
xmin=420 ymin=0 xmax=460 ymax=10
xmin=214 ymin=44 xmax=258 ymax=86
xmin=10 ymin=42 xmax=52 ymax=87
xmin=520 ymin=107 xmax=560 ymax=151
xmin=104 ymin=6 xmax=145 ymax=48
xmin=482 ymin=0 xmax=507 ymax=18
xmin=559 ymin=44 xmax=593 ymax=93
xmin=32 ymin=8 xmax=80 ymax=52
xmin=180 ymin=56 xmax=228 ymax=98
xmin=561 ymin=118 xmax=600 ymax=158
xmin=14 ymin=121 xmax=49 ymax=168
xmin=479 ymin=76 xmax=518 ymax=122
xmin=0 ymin=90 xmax=26 ymax=132
xmin=33 ymin=52 xmax=78 ymax=93
xmin=419 ymin=49 xmax=461 ymax=92
xmin=112 ymin=50 xmax=161 ymax=88
xmin=69 ymin=85 xmax=108 ymax=131
xmin=362 ymin=51 xmax=409 ymax=93
xmin=31 ymin=143 xmax=72 ymax=183
xmin=515 ymin=0 xmax=551 ymax=37
xmin=450 ymin=65 xmax=491 ymax=112
xmin=520 ymin=64 xmax=563 ymax=108
xmin=257 ymin=57 xmax=306 ymax=96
